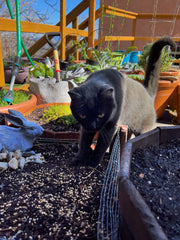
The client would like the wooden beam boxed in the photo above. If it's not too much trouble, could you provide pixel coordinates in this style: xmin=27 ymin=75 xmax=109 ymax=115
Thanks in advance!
xmin=72 ymin=17 xmax=79 ymax=60
xmin=104 ymin=5 xmax=138 ymax=17
xmin=0 ymin=18 xmax=60 ymax=33
xmin=104 ymin=36 xmax=135 ymax=41
xmin=60 ymin=0 xmax=66 ymax=60
xmin=103 ymin=5 xmax=138 ymax=19
xmin=0 ymin=34 xmax=5 ymax=87
xmin=88 ymin=0 xmax=96 ymax=57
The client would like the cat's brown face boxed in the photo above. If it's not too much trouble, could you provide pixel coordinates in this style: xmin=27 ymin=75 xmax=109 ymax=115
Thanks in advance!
xmin=68 ymin=85 xmax=116 ymax=131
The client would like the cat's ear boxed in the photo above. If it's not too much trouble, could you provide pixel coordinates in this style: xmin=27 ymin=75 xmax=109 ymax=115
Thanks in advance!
xmin=101 ymin=86 xmax=114 ymax=98
xmin=68 ymin=88 xmax=81 ymax=100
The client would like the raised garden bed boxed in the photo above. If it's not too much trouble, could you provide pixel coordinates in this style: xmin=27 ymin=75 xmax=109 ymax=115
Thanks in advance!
xmin=119 ymin=126 xmax=180 ymax=240
xmin=0 ymin=136 xmax=109 ymax=239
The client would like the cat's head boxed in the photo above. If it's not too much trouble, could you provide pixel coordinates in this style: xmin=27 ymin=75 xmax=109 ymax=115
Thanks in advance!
xmin=68 ymin=84 xmax=116 ymax=131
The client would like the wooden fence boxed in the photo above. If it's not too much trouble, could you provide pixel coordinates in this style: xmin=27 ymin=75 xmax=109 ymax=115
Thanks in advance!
xmin=0 ymin=0 xmax=180 ymax=87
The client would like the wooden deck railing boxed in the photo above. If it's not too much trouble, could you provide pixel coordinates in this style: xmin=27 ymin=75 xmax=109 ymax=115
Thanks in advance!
xmin=0 ymin=0 xmax=180 ymax=87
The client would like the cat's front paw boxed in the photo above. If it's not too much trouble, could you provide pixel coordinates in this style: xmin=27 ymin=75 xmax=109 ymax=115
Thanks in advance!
xmin=71 ymin=156 xmax=85 ymax=166
xmin=86 ymin=155 xmax=103 ymax=167
xmin=71 ymin=149 xmax=93 ymax=166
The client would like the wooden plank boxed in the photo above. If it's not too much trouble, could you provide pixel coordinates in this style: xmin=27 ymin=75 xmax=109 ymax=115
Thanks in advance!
xmin=72 ymin=17 xmax=79 ymax=60
xmin=0 ymin=18 xmax=60 ymax=33
xmin=88 ymin=0 xmax=96 ymax=57
xmin=104 ymin=36 xmax=135 ymax=41
xmin=60 ymin=0 xmax=66 ymax=60
xmin=104 ymin=6 xmax=137 ymax=19
xmin=104 ymin=5 xmax=138 ymax=17
xmin=0 ymin=34 xmax=5 ymax=87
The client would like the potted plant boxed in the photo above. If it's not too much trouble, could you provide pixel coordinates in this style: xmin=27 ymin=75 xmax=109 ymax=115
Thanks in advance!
xmin=4 ymin=58 xmax=31 ymax=84
xmin=138 ymin=42 xmax=179 ymax=119
xmin=0 ymin=87 xmax=37 ymax=115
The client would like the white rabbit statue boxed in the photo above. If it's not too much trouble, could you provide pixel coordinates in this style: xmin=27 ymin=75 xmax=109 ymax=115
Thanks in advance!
xmin=0 ymin=109 xmax=44 ymax=152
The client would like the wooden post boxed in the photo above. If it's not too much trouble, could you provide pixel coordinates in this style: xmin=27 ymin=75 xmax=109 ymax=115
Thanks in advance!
xmin=60 ymin=0 xmax=66 ymax=60
xmin=0 ymin=34 xmax=5 ymax=87
xmin=88 ymin=0 xmax=96 ymax=58
xmin=72 ymin=17 xmax=79 ymax=61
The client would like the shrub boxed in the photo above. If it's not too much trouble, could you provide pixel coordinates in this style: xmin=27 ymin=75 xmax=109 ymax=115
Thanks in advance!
xmin=41 ymin=105 xmax=77 ymax=125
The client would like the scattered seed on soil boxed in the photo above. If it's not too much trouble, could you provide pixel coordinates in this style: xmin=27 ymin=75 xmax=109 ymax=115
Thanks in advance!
xmin=0 ymin=141 xmax=109 ymax=239
xmin=130 ymin=138 xmax=180 ymax=240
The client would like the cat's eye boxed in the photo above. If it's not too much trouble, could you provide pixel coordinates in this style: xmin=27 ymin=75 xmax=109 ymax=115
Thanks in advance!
xmin=79 ymin=114 xmax=86 ymax=119
xmin=98 ymin=113 xmax=105 ymax=118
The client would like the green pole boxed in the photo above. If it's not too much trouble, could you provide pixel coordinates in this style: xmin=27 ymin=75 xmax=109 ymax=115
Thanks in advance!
xmin=5 ymin=0 xmax=35 ymax=66
xmin=15 ymin=0 xmax=22 ymax=57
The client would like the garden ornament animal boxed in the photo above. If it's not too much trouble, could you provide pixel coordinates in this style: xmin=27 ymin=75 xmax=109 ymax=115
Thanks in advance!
xmin=0 ymin=109 xmax=44 ymax=152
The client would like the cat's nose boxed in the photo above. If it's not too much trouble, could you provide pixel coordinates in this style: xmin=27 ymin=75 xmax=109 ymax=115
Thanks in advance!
xmin=88 ymin=121 xmax=97 ymax=130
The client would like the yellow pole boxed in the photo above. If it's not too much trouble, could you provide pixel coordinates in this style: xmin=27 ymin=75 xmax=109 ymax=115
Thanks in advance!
xmin=0 ymin=34 xmax=5 ymax=87
xmin=88 ymin=0 xmax=96 ymax=58
xmin=60 ymin=0 xmax=66 ymax=60
xmin=72 ymin=17 xmax=79 ymax=61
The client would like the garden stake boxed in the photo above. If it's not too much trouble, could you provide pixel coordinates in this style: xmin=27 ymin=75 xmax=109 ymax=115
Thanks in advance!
xmin=45 ymin=32 xmax=61 ymax=82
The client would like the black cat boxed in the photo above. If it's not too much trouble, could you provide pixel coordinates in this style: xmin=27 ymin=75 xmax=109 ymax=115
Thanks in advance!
xmin=68 ymin=37 xmax=176 ymax=166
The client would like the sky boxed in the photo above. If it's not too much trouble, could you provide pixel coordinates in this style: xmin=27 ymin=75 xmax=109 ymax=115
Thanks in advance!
xmin=35 ymin=0 xmax=100 ymax=25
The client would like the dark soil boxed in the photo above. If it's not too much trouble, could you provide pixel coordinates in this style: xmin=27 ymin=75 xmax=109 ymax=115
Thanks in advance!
xmin=0 ymin=141 xmax=108 ymax=239
xmin=0 ymin=107 xmax=110 ymax=239
xmin=130 ymin=139 xmax=180 ymax=240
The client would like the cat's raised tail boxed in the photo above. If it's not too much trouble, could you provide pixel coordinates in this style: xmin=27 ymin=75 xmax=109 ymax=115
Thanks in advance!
xmin=144 ymin=37 xmax=176 ymax=98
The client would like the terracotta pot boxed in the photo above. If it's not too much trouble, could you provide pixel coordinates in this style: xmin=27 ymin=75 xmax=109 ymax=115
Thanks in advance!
xmin=160 ymin=70 xmax=178 ymax=77
xmin=4 ymin=66 xmax=30 ymax=84
xmin=154 ymin=78 xmax=179 ymax=119
xmin=166 ymin=83 xmax=180 ymax=123
xmin=119 ymin=126 xmax=180 ymax=240
xmin=131 ymin=74 xmax=180 ymax=119
xmin=0 ymin=92 xmax=37 ymax=115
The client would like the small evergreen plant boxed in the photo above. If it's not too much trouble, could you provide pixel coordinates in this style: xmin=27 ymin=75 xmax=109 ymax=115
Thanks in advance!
xmin=41 ymin=105 xmax=77 ymax=125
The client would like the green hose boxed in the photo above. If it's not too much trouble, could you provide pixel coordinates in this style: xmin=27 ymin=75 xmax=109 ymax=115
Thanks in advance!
xmin=5 ymin=0 xmax=35 ymax=66
xmin=2 ymin=0 xmax=22 ymax=103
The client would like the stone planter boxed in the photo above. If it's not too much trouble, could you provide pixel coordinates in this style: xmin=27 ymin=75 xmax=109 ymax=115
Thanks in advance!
xmin=29 ymin=78 xmax=71 ymax=105
xmin=118 ymin=126 xmax=180 ymax=240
